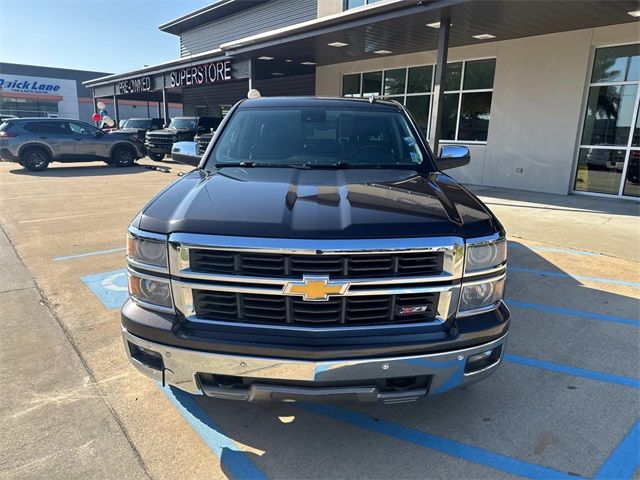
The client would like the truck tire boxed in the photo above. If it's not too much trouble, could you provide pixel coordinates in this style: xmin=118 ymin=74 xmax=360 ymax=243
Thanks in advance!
xmin=21 ymin=147 xmax=50 ymax=171
xmin=148 ymin=152 xmax=164 ymax=161
xmin=111 ymin=146 xmax=136 ymax=167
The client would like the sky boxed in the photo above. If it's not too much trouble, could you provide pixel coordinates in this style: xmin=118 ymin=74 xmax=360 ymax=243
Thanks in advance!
xmin=0 ymin=0 xmax=215 ymax=75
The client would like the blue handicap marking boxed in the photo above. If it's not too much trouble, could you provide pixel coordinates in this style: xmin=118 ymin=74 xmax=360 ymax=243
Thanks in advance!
xmin=81 ymin=268 xmax=128 ymax=309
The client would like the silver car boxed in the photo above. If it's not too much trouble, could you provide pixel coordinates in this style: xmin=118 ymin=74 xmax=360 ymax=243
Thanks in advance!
xmin=0 ymin=118 xmax=145 ymax=171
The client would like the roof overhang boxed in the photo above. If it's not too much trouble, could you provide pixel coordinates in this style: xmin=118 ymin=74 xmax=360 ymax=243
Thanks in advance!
xmin=159 ymin=0 xmax=271 ymax=36
xmin=223 ymin=0 xmax=640 ymax=67
xmin=85 ymin=0 xmax=639 ymax=90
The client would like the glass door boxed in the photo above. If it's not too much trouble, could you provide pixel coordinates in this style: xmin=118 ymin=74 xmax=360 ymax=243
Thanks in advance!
xmin=574 ymin=43 xmax=640 ymax=198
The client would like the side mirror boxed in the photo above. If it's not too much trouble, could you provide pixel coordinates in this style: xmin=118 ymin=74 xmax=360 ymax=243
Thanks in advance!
xmin=171 ymin=141 xmax=201 ymax=167
xmin=436 ymin=145 xmax=470 ymax=170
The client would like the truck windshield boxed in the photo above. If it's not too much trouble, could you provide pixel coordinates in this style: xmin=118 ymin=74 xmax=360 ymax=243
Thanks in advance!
xmin=208 ymin=106 xmax=426 ymax=168
xmin=124 ymin=119 xmax=152 ymax=128
xmin=169 ymin=118 xmax=197 ymax=129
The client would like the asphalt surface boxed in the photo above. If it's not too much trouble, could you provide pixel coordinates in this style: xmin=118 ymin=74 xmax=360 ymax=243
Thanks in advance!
xmin=0 ymin=158 xmax=638 ymax=480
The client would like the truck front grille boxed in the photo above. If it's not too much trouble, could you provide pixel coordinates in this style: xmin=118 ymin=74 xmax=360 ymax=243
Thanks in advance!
xmin=189 ymin=250 xmax=444 ymax=279
xmin=197 ymin=138 xmax=211 ymax=154
xmin=146 ymin=134 xmax=175 ymax=145
xmin=169 ymin=233 xmax=464 ymax=329
xmin=193 ymin=290 xmax=439 ymax=326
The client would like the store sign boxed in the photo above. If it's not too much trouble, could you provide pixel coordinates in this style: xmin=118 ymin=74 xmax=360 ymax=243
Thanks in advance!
xmin=0 ymin=77 xmax=61 ymax=94
xmin=117 ymin=76 xmax=152 ymax=94
xmin=169 ymin=60 xmax=232 ymax=88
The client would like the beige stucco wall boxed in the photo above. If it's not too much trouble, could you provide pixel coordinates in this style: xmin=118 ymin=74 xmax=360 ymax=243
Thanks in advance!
xmin=315 ymin=22 xmax=639 ymax=194
xmin=317 ymin=0 xmax=343 ymax=17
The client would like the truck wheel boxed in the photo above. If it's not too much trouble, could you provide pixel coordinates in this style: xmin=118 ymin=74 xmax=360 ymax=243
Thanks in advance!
xmin=148 ymin=152 xmax=164 ymax=161
xmin=112 ymin=146 xmax=136 ymax=167
xmin=21 ymin=147 xmax=50 ymax=171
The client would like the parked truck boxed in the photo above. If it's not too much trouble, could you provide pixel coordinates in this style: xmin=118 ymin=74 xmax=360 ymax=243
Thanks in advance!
xmin=123 ymin=96 xmax=509 ymax=404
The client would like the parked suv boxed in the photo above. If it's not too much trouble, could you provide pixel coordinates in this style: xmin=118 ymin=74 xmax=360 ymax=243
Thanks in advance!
xmin=123 ymin=97 xmax=509 ymax=404
xmin=110 ymin=118 xmax=164 ymax=142
xmin=0 ymin=118 xmax=145 ymax=171
xmin=145 ymin=116 xmax=221 ymax=161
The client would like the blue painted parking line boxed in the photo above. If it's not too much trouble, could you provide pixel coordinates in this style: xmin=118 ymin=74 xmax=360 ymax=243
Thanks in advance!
xmin=159 ymin=384 xmax=267 ymax=480
xmin=504 ymin=354 xmax=640 ymax=389
xmin=506 ymin=298 xmax=639 ymax=327
xmin=81 ymin=268 xmax=128 ymax=309
xmin=298 ymin=403 xmax=579 ymax=479
xmin=594 ymin=420 xmax=640 ymax=480
xmin=54 ymin=247 xmax=125 ymax=261
xmin=508 ymin=266 xmax=640 ymax=288
xmin=508 ymin=243 xmax=600 ymax=257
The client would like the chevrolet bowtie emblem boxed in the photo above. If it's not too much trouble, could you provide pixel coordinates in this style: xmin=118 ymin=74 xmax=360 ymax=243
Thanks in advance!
xmin=282 ymin=275 xmax=350 ymax=301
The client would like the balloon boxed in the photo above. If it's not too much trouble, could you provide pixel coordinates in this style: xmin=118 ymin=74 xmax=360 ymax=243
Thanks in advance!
xmin=92 ymin=113 xmax=101 ymax=122
xmin=96 ymin=101 xmax=105 ymax=110
xmin=103 ymin=116 xmax=115 ymax=127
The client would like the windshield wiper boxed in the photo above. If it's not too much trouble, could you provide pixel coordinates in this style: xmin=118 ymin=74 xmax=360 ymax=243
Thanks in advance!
xmin=212 ymin=162 xmax=311 ymax=169
xmin=212 ymin=161 xmax=255 ymax=168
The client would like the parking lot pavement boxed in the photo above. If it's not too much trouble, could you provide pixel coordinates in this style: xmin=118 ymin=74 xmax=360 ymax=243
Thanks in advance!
xmin=0 ymin=159 xmax=638 ymax=480
xmin=471 ymin=185 xmax=640 ymax=262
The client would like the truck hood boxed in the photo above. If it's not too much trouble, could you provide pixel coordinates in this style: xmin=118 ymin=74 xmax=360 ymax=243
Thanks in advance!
xmin=137 ymin=168 xmax=500 ymax=239
xmin=110 ymin=128 xmax=143 ymax=134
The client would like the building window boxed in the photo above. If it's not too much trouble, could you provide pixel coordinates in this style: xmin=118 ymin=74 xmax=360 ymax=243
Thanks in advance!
xmin=341 ymin=66 xmax=434 ymax=136
xmin=362 ymin=71 xmax=383 ymax=96
xmin=574 ymin=43 xmax=640 ymax=198
xmin=442 ymin=58 xmax=496 ymax=142
xmin=344 ymin=0 xmax=382 ymax=10
xmin=340 ymin=58 xmax=496 ymax=142
xmin=0 ymin=97 xmax=59 ymax=117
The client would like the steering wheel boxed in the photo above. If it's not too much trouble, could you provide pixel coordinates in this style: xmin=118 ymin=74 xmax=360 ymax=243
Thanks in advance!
xmin=348 ymin=144 xmax=392 ymax=163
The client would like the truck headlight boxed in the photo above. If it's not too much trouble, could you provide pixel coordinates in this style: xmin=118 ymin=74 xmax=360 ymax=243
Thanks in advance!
xmin=459 ymin=277 xmax=505 ymax=314
xmin=127 ymin=232 xmax=168 ymax=270
xmin=465 ymin=238 xmax=507 ymax=273
xmin=128 ymin=271 xmax=173 ymax=311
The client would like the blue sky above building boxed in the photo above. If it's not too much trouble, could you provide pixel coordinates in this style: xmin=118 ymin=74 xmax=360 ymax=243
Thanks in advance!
xmin=0 ymin=0 xmax=213 ymax=74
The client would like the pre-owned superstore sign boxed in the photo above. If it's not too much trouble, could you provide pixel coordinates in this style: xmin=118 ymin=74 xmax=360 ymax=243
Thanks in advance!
xmin=169 ymin=60 xmax=232 ymax=87
xmin=118 ymin=76 xmax=152 ymax=94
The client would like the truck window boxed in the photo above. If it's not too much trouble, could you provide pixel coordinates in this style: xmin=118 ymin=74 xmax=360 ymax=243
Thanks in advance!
xmin=209 ymin=107 xmax=426 ymax=167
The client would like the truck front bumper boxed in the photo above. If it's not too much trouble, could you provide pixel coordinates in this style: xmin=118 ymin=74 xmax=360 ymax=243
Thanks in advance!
xmin=122 ymin=328 xmax=507 ymax=404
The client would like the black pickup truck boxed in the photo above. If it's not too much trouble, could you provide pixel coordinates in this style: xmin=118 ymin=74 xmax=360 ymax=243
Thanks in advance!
xmin=110 ymin=118 xmax=164 ymax=142
xmin=123 ymin=97 xmax=509 ymax=404
xmin=144 ymin=116 xmax=221 ymax=161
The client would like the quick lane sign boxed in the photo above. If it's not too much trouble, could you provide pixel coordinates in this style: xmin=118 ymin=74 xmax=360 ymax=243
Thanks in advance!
xmin=117 ymin=76 xmax=152 ymax=94
xmin=169 ymin=60 xmax=232 ymax=88
xmin=0 ymin=77 xmax=61 ymax=93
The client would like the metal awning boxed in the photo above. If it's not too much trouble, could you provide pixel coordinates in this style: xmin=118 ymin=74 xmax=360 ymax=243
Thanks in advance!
xmin=223 ymin=0 xmax=639 ymax=66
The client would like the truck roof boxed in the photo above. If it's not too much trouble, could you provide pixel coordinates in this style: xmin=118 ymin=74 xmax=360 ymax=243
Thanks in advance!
xmin=240 ymin=96 xmax=403 ymax=110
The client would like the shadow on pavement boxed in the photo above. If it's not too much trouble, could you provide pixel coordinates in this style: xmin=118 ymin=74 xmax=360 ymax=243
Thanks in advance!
xmin=9 ymin=163 xmax=151 ymax=177
xmin=469 ymin=184 xmax=640 ymax=217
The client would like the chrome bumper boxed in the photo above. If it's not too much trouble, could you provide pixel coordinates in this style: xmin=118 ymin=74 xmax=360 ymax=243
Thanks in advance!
xmin=122 ymin=328 xmax=507 ymax=404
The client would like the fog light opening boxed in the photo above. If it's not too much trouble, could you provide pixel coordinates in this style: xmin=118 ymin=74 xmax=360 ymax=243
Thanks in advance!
xmin=464 ymin=345 xmax=502 ymax=374
xmin=129 ymin=342 xmax=164 ymax=371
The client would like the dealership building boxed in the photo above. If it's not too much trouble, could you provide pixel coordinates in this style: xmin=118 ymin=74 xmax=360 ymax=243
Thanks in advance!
xmin=84 ymin=0 xmax=639 ymax=200
xmin=0 ymin=63 xmax=182 ymax=123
